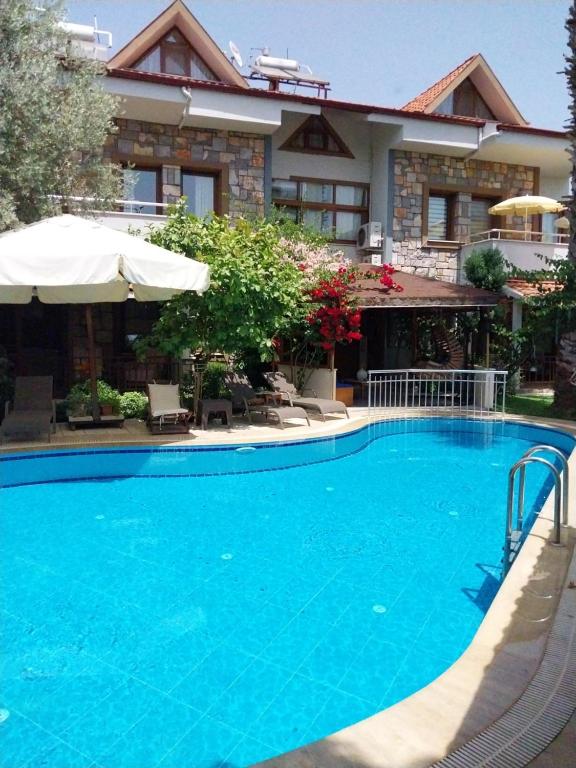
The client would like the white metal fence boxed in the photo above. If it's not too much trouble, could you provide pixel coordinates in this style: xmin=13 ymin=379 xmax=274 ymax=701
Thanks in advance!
xmin=367 ymin=369 xmax=508 ymax=419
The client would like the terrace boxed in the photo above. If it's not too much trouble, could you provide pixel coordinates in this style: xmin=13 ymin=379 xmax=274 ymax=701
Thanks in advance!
xmin=460 ymin=228 xmax=568 ymax=275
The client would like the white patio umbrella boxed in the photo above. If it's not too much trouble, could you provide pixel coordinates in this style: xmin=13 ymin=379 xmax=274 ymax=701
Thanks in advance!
xmin=0 ymin=214 xmax=210 ymax=421
xmin=488 ymin=195 xmax=565 ymax=238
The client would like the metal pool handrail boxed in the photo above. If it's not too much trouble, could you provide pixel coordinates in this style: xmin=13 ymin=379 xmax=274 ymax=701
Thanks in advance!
xmin=504 ymin=455 xmax=563 ymax=576
xmin=520 ymin=445 xmax=569 ymax=526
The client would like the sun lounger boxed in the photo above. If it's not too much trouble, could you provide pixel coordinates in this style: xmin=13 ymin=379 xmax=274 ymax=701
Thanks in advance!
xmin=263 ymin=371 xmax=349 ymax=421
xmin=147 ymin=383 xmax=193 ymax=434
xmin=224 ymin=372 xmax=310 ymax=429
xmin=0 ymin=375 xmax=55 ymax=443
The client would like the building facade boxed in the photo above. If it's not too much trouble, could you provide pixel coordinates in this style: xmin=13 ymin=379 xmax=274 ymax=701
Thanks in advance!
xmin=2 ymin=0 xmax=570 ymax=394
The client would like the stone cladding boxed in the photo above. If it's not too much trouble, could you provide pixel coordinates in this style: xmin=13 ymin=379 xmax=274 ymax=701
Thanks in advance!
xmin=392 ymin=151 xmax=537 ymax=282
xmin=106 ymin=119 xmax=265 ymax=219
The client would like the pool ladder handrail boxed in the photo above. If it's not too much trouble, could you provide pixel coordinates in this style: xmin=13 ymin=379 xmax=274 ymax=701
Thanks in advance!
xmin=504 ymin=445 xmax=569 ymax=575
xmin=521 ymin=446 xmax=570 ymax=526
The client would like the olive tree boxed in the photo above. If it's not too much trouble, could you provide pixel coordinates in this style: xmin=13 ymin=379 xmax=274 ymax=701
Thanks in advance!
xmin=0 ymin=0 xmax=121 ymax=231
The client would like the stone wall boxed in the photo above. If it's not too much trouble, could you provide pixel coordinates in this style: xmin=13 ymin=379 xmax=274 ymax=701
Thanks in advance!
xmin=106 ymin=119 xmax=265 ymax=219
xmin=392 ymin=151 xmax=537 ymax=282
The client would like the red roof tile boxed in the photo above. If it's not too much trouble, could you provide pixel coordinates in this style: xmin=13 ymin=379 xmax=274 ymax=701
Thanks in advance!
xmin=505 ymin=279 xmax=561 ymax=298
xmin=402 ymin=54 xmax=479 ymax=112
xmin=106 ymin=67 xmax=566 ymax=138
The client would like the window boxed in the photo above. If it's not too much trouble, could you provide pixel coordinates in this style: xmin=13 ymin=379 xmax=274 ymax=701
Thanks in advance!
xmin=123 ymin=167 xmax=218 ymax=217
xmin=272 ymin=178 xmax=369 ymax=242
xmin=133 ymin=28 xmax=218 ymax=81
xmin=427 ymin=193 xmax=455 ymax=241
xmin=470 ymin=197 xmax=496 ymax=237
xmin=181 ymin=172 xmax=215 ymax=217
xmin=123 ymin=167 xmax=161 ymax=214
xmin=279 ymin=115 xmax=354 ymax=158
xmin=435 ymin=78 xmax=496 ymax=120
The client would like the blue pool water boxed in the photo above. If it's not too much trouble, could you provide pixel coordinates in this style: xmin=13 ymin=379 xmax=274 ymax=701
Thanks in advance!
xmin=0 ymin=419 xmax=573 ymax=768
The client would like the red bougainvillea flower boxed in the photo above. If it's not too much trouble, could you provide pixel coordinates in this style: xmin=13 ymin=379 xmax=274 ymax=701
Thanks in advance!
xmin=305 ymin=264 xmax=402 ymax=351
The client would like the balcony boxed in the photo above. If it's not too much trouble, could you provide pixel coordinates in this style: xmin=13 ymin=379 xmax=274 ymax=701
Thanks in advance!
xmin=459 ymin=229 xmax=568 ymax=275
xmin=92 ymin=199 xmax=170 ymax=234
xmin=53 ymin=196 xmax=170 ymax=234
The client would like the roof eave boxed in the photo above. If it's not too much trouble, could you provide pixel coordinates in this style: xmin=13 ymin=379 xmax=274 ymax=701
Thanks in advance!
xmin=358 ymin=299 xmax=499 ymax=309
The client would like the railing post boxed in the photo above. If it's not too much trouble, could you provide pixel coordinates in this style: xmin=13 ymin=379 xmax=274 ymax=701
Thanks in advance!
xmin=522 ymin=445 xmax=570 ymax=526
xmin=404 ymin=371 xmax=409 ymax=409
xmin=366 ymin=369 xmax=507 ymax=421
xmin=505 ymin=455 xmax=563 ymax=576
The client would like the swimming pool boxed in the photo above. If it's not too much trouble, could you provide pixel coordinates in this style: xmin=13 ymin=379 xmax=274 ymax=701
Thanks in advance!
xmin=1 ymin=418 xmax=573 ymax=768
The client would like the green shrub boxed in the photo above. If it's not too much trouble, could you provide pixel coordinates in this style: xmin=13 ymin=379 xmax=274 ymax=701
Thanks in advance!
xmin=119 ymin=391 xmax=149 ymax=419
xmin=202 ymin=361 xmax=230 ymax=399
xmin=464 ymin=247 xmax=507 ymax=292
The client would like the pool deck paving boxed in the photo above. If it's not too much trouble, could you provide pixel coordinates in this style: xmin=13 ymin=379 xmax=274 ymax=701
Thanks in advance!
xmin=1 ymin=409 xmax=575 ymax=768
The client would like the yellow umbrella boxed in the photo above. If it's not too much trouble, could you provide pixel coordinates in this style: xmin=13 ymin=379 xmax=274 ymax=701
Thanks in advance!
xmin=488 ymin=195 xmax=565 ymax=239
xmin=488 ymin=195 xmax=565 ymax=216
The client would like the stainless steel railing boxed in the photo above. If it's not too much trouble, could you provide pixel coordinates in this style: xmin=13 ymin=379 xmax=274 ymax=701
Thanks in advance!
xmin=503 ymin=445 xmax=569 ymax=575
xmin=367 ymin=369 xmax=507 ymax=419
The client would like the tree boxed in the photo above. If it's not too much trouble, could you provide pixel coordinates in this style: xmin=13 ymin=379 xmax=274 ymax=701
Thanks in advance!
xmin=0 ymin=0 xmax=121 ymax=231
xmin=143 ymin=207 xmax=305 ymax=362
xmin=545 ymin=2 xmax=576 ymax=414
xmin=463 ymin=247 xmax=507 ymax=292
xmin=143 ymin=207 xmax=402 ymax=397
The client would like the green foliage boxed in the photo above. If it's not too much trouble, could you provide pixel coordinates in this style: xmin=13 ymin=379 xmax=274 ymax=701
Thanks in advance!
xmin=0 ymin=0 xmax=121 ymax=230
xmin=143 ymin=206 xmax=306 ymax=362
xmin=464 ymin=247 xmax=507 ymax=292
xmin=202 ymin=361 xmax=230 ymax=399
xmin=489 ymin=322 xmax=529 ymax=380
xmin=66 ymin=379 xmax=121 ymax=414
xmin=266 ymin=205 xmax=329 ymax=247
xmin=521 ymin=257 xmax=576 ymax=330
xmin=119 ymin=390 xmax=148 ymax=419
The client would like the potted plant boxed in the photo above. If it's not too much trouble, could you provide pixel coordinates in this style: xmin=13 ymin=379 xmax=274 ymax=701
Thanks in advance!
xmin=95 ymin=381 xmax=121 ymax=416
xmin=66 ymin=380 xmax=121 ymax=417
xmin=65 ymin=383 xmax=90 ymax=417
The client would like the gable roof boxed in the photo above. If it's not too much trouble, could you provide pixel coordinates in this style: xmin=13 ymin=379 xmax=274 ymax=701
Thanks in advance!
xmin=108 ymin=0 xmax=247 ymax=89
xmin=279 ymin=114 xmax=354 ymax=157
xmin=403 ymin=53 xmax=527 ymax=126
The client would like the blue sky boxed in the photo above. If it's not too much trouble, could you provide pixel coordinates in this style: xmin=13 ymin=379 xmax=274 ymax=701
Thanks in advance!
xmin=67 ymin=0 xmax=570 ymax=130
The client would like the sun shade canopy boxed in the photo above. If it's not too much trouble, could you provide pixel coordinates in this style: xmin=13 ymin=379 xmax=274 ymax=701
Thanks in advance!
xmin=0 ymin=214 xmax=210 ymax=304
xmin=488 ymin=195 xmax=565 ymax=216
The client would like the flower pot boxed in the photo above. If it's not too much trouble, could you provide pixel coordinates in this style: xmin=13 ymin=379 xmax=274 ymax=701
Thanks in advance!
xmin=100 ymin=404 xmax=114 ymax=416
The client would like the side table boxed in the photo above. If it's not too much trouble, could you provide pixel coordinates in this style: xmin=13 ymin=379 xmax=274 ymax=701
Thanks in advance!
xmin=197 ymin=399 xmax=233 ymax=430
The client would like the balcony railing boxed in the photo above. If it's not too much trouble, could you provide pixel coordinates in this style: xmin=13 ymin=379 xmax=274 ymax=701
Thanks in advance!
xmin=470 ymin=229 xmax=568 ymax=245
xmin=49 ymin=195 xmax=170 ymax=233
xmin=460 ymin=230 xmax=567 ymax=275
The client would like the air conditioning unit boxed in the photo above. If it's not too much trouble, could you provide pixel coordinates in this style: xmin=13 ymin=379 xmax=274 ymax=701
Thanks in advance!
xmin=357 ymin=221 xmax=382 ymax=249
